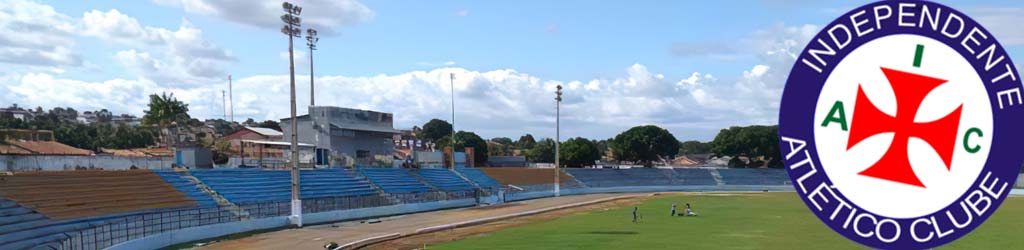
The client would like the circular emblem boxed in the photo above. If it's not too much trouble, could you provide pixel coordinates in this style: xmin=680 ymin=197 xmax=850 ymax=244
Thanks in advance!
xmin=778 ymin=1 xmax=1023 ymax=249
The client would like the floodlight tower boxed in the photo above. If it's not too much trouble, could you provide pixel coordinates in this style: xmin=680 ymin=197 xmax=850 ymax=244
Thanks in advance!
xmin=450 ymin=73 xmax=457 ymax=168
xmin=281 ymin=1 xmax=303 ymax=227
xmin=306 ymin=28 xmax=318 ymax=107
xmin=555 ymin=85 xmax=562 ymax=197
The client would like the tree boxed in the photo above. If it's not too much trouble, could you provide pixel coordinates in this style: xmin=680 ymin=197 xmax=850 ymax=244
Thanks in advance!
xmin=710 ymin=125 xmax=782 ymax=168
xmin=487 ymin=142 xmax=512 ymax=156
xmin=560 ymin=137 xmax=600 ymax=167
xmin=527 ymin=138 xmax=556 ymax=163
xmin=421 ymin=119 xmax=453 ymax=142
xmin=491 ymin=137 xmax=513 ymax=145
xmin=609 ymin=125 xmax=681 ymax=166
xmin=142 ymin=92 xmax=190 ymax=127
xmin=143 ymin=93 xmax=190 ymax=148
xmin=96 ymin=109 xmax=113 ymax=123
xmin=678 ymin=140 xmax=712 ymax=155
xmin=516 ymin=134 xmax=536 ymax=149
xmin=436 ymin=131 xmax=489 ymax=165
xmin=257 ymin=120 xmax=282 ymax=131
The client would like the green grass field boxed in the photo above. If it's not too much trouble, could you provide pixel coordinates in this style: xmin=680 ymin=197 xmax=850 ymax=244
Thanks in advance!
xmin=432 ymin=192 xmax=1024 ymax=250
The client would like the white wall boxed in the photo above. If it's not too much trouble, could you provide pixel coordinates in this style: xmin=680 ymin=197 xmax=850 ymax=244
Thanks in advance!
xmin=0 ymin=155 xmax=172 ymax=171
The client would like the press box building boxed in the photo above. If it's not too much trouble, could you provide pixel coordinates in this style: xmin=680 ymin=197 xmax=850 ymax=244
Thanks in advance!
xmin=281 ymin=106 xmax=399 ymax=167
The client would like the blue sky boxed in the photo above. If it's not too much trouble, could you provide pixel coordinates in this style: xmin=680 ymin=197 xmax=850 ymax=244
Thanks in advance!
xmin=2 ymin=0 xmax=1023 ymax=141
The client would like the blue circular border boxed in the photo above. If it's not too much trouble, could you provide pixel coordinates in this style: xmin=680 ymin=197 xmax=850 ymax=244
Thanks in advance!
xmin=779 ymin=1 xmax=1023 ymax=249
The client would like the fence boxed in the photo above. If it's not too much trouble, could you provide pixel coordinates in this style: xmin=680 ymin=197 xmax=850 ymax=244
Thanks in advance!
xmin=54 ymin=190 xmax=480 ymax=250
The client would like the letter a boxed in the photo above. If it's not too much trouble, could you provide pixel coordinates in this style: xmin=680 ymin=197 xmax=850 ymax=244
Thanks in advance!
xmin=821 ymin=100 xmax=849 ymax=131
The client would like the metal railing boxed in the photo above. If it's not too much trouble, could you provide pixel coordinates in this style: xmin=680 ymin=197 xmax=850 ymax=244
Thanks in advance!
xmin=52 ymin=190 xmax=483 ymax=250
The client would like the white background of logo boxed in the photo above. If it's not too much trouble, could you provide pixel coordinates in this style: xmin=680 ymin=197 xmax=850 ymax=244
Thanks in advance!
xmin=813 ymin=34 xmax=993 ymax=219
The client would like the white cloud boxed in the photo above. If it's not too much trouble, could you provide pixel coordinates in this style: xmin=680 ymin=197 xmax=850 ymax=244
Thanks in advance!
xmin=456 ymin=9 xmax=469 ymax=17
xmin=153 ymin=0 xmax=374 ymax=35
xmin=679 ymin=24 xmax=818 ymax=125
xmin=81 ymin=9 xmax=234 ymax=85
xmin=0 ymin=0 xmax=81 ymax=66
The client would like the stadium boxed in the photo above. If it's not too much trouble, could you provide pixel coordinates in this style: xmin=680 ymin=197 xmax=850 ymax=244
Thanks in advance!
xmin=2 ymin=0 xmax=1024 ymax=249
xmin=0 ymin=166 xmax=1021 ymax=250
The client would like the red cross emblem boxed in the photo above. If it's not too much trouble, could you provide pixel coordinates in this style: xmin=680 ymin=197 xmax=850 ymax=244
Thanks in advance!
xmin=847 ymin=67 xmax=963 ymax=188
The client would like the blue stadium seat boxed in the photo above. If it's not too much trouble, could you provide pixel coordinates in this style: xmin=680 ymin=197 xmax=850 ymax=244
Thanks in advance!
xmin=454 ymin=168 xmax=501 ymax=188
xmin=415 ymin=169 xmax=475 ymax=192
xmin=565 ymin=168 xmax=675 ymax=187
xmin=717 ymin=168 xmax=789 ymax=185
xmin=358 ymin=168 xmax=433 ymax=193
xmin=190 ymin=169 xmax=378 ymax=204
xmin=0 ymin=198 xmax=109 ymax=250
xmin=673 ymin=168 xmax=718 ymax=185
xmin=153 ymin=170 xmax=219 ymax=207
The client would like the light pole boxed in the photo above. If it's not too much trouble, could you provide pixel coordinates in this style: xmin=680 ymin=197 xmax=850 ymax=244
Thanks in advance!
xmin=306 ymin=28 xmax=319 ymax=167
xmin=449 ymin=73 xmax=457 ymax=168
xmin=306 ymin=28 xmax=318 ymax=107
xmin=554 ymin=85 xmax=562 ymax=197
xmin=281 ymin=1 xmax=303 ymax=227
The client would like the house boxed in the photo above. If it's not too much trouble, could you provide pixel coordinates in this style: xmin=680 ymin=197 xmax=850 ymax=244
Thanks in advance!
xmin=281 ymin=106 xmax=399 ymax=167
xmin=0 ymin=105 xmax=34 ymax=121
xmin=221 ymin=126 xmax=285 ymax=157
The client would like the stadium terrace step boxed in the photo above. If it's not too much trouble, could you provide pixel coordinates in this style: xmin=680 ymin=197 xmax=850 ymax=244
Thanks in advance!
xmin=478 ymin=168 xmax=578 ymax=186
xmin=0 ymin=170 xmax=197 ymax=220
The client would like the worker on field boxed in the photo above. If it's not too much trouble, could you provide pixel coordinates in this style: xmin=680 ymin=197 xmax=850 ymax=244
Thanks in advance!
xmin=685 ymin=203 xmax=698 ymax=216
xmin=632 ymin=206 xmax=639 ymax=223
xmin=671 ymin=203 xmax=677 ymax=217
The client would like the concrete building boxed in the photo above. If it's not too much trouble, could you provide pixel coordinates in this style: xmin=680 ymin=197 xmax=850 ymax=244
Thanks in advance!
xmin=281 ymin=106 xmax=399 ymax=167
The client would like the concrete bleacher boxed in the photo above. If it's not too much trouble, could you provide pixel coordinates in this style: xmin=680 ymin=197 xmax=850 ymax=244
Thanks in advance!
xmin=415 ymin=169 xmax=475 ymax=192
xmin=153 ymin=170 xmax=219 ymax=207
xmin=191 ymin=169 xmax=379 ymax=204
xmin=565 ymin=168 xmax=676 ymax=187
xmin=0 ymin=170 xmax=196 ymax=220
xmin=717 ymin=168 xmax=789 ymax=185
xmin=358 ymin=168 xmax=433 ymax=193
xmin=454 ymin=168 xmax=501 ymax=188
xmin=477 ymin=168 xmax=580 ymax=189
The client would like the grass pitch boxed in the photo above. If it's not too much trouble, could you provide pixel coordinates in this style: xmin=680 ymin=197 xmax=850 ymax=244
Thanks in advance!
xmin=431 ymin=192 xmax=1024 ymax=250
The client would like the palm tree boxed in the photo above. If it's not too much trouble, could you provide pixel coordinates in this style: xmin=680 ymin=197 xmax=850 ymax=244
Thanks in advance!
xmin=143 ymin=92 xmax=190 ymax=148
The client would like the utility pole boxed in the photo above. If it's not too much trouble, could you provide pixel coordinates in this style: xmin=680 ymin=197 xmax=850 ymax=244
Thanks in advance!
xmin=306 ymin=28 xmax=318 ymax=107
xmin=229 ymin=75 xmax=234 ymax=122
xmin=449 ymin=73 xmax=457 ymax=168
xmin=281 ymin=1 xmax=303 ymax=227
xmin=555 ymin=85 xmax=562 ymax=197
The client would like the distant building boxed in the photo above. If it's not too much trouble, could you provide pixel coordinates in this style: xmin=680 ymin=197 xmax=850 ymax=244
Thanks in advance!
xmin=0 ymin=105 xmax=34 ymax=121
xmin=281 ymin=106 xmax=399 ymax=167
xmin=222 ymin=126 xmax=285 ymax=158
xmin=77 ymin=111 xmax=96 ymax=124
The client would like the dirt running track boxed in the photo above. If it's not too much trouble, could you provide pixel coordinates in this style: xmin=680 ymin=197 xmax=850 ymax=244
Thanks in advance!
xmin=196 ymin=193 xmax=652 ymax=250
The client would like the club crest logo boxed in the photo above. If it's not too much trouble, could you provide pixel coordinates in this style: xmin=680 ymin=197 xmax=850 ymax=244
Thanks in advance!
xmin=778 ymin=1 xmax=1023 ymax=248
